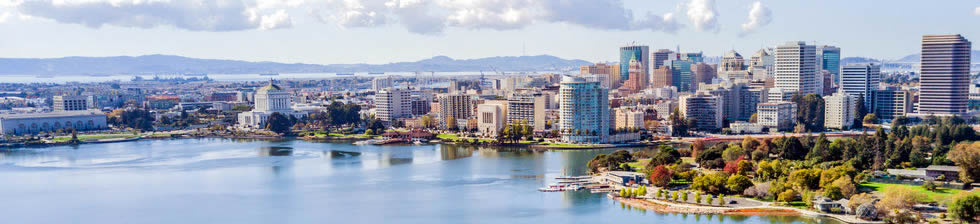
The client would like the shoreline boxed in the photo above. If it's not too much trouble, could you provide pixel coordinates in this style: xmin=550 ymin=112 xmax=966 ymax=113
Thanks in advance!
xmin=611 ymin=195 xmax=882 ymax=224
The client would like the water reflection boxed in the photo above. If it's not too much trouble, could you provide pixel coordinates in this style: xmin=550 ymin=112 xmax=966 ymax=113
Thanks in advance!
xmin=259 ymin=147 xmax=293 ymax=156
xmin=439 ymin=144 xmax=473 ymax=160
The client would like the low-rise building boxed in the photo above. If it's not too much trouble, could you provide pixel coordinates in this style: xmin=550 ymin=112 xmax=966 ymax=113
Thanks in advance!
xmin=0 ymin=110 xmax=107 ymax=135
xmin=757 ymin=101 xmax=797 ymax=131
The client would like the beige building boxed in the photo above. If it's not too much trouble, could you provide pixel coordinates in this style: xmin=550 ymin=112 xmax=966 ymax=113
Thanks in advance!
xmin=614 ymin=108 xmax=644 ymax=130
xmin=824 ymin=91 xmax=857 ymax=130
xmin=757 ymin=101 xmax=797 ymax=131
xmin=477 ymin=103 xmax=505 ymax=137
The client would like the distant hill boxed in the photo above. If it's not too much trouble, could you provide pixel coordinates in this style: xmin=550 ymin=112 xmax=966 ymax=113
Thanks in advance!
xmin=841 ymin=57 xmax=881 ymax=65
xmin=894 ymin=50 xmax=980 ymax=63
xmin=0 ymin=54 xmax=592 ymax=76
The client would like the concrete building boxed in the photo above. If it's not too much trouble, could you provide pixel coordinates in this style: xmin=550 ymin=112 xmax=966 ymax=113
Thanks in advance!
xmin=614 ymin=108 xmax=644 ymax=130
xmin=620 ymin=45 xmax=649 ymax=83
xmin=507 ymin=93 xmax=547 ymax=131
xmin=824 ymin=91 xmax=857 ymax=130
xmin=477 ymin=103 xmax=505 ymax=137
xmin=679 ymin=91 xmax=723 ymax=131
xmin=749 ymin=48 xmax=775 ymax=80
xmin=559 ymin=76 xmax=609 ymax=143
xmin=372 ymin=76 xmax=394 ymax=90
xmin=651 ymin=66 xmax=673 ymax=89
xmin=0 ymin=110 xmax=107 ymax=135
xmin=438 ymin=94 xmax=472 ymax=129
xmin=374 ymin=88 xmax=412 ymax=124
xmin=918 ymin=34 xmax=971 ymax=116
xmin=841 ymin=63 xmax=881 ymax=112
xmin=775 ymin=41 xmax=819 ymax=96
xmin=237 ymin=82 xmax=307 ymax=129
xmin=720 ymin=50 xmax=745 ymax=72
xmin=757 ymin=101 xmax=797 ymax=131
xmin=701 ymin=82 xmax=767 ymax=122
xmin=580 ymin=63 xmax=621 ymax=86
xmin=52 ymin=95 xmax=92 ymax=111
xmin=767 ymin=88 xmax=795 ymax=102
xmin=876 ymin=87 xmax=914 ymax=120
xmin=691 ymin=62 xmax=717 ymax=87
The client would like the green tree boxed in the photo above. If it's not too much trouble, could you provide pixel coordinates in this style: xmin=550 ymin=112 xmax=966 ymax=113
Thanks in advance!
xmin=778 ymin=189 xmax=798 ymax=203
xmin=669 ymin=108 xmax=688 ymax=137
xmin=671 ymin=191 xmax=679 ymax=201
xmin=718 ymin=194 xmax=726 ymax=205
xmin=863 ymin=113 xmax=878 ymax=124
xmin=950 ymin=142 xmax=980 ymax=183
xmin=681 ymin=191 xmax=689 ymax=202
xmin=792 ymin=93 xmax=825 ymax=132
xmin=726 ymin=174 xmax=754 ymax=194
xmin=265 ymin=112 xmax=292 ymax=135
xmin=950 ymin=194 xmax=980 ymax=223
xmin=706 ymin=195 xmax=714 ymax=205
xmin=694 ymin=192 xmax=702 ymax=204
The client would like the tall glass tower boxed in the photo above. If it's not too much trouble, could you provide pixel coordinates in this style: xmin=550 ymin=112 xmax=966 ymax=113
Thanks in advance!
xmin=619 ymin=45 xmax=649 ymax=83
xmin=818 ymin=46 xmax=841 ymax=83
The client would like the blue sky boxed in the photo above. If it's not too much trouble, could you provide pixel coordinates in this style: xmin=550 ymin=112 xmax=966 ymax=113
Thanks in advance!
xmin=0 ymin=0 xmax=977 ymax=64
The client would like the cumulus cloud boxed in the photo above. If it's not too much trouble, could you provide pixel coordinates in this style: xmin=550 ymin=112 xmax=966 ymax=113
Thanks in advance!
xmin=316 ymin=0 xmax=682 ymax=34
xmin=740 ymin=1 xmax=771 ymax=36
xmin=685 ymin=0 xmax=718 ymax=32
xmin=11 ymin=0 xmax=294 ymax=31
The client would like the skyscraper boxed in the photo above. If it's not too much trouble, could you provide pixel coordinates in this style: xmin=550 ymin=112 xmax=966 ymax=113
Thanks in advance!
xmin=622 ymin=56 xmax=648 ymax=90
xmin=438 ymin=94 xmax=472 ymax=129
xmin=841 ymin=63 xmax=881 ymax=112
xmin=559 ymin=76 xmax=609 ymax=143
xmin=679 ymin=91 xmax=722 ymax=131
xmin=374 ymin=88 xmax=412 ymax=124
xmin=651 ymin=66 xmax=673 ymax=89
xmin=775 ymin=41 xmax=819 ymax=96
xmin=652 ymin=49 xmax=674 ymax=72
xmin=818 ymin=46 xmax=841 ymax=83
xmin=918 ymin=34 xmax=971 ymax=116
xmin=691 ymin=62 xmax=717 ymax=87
xmin=619 ymin=45 xmax=649 ymax=82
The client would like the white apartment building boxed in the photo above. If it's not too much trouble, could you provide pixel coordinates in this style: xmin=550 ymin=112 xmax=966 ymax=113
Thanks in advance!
xmin=757 ymin=101 xmax=797 ymax=131
xmin=774 ymin=41 xmax=819 ymax=96
xmin=824 ymin=91 xmax=857 ymax=130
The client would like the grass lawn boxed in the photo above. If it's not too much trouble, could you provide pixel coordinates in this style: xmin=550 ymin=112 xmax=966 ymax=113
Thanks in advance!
xmin=860 ymin=182 xmax=980 ymax=203
xmin=535 ymin=142 xmax=601 ymax=148
xmin=627 ymin=159 xmax=651 ymax=171
xmin=52 ymin=133 xmax=141 ymax=142
xmin=681 ymin=157 xmax=696 ymax=164
xmin=436 ymin=134 xmax=461 ymax=141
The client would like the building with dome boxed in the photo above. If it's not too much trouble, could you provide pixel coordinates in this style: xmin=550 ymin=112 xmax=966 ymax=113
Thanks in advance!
xmin=237 ymin=82 xmax=307 ymax=129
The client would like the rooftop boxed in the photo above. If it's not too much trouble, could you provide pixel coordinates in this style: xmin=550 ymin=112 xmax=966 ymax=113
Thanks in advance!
xmin=0 ymin=110 xmax=105 ymax=119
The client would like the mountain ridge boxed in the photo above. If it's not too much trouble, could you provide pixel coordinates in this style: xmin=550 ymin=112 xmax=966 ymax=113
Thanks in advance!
xmin=0 ymin=54 xmax=592 ymax=75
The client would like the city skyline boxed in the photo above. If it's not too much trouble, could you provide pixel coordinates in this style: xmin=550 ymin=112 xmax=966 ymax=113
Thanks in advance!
xmin=0 ymin=0 xmax=978 ymax=65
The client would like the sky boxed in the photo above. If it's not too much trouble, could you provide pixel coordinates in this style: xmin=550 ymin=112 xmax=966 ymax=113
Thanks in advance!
xmin=0 ymin=0 xmax=978 ymax=65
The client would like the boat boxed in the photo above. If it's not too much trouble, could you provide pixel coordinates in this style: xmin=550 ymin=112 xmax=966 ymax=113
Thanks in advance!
xmin=336 ymin=73 xmax=355 ymax=76
xmin=353 ymin=140 xmax=377 ymax=145
xmin=538 ymin=183 xmax=583 ymax=192
xmin=259 ymin=73 xmax=279 ymax=76
xmin=413 ymin=140 xmax=423 ymax=145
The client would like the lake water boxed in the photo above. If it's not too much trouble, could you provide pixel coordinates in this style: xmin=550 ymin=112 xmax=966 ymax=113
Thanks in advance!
xmin=0 ymin=138 xmax=834 ymax=223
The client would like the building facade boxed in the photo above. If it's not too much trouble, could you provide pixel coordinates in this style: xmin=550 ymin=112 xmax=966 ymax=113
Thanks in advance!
xmin=775 ymin=41 xmax=819 ymax=96
xmin=0 ymin=110 xmax=107 ymax=135
xmin=559 ymin=76 xmax=609 ymax=143
xmin=619 ymin=45 xmax=649 ymax=82
xmin=876 ymin=87 xmax=914 ymax=120
xmin=918 ymin=34 xmax=971 ymax=116
xmin=679 ymin=92 xmax=723 ymax=131
xmin=438 ymin=94 xmax=472 ymax=129
xmin=824 ymin=91 xmax=857 ymax=130
xmin=237 ymin=82 xmax=307 ymax=129
xmin=841 ymin=63 xmax=881 ymax=112
xmin=52 ymin=95 xmax=92 ymax=111
xmin=477 ymin=104 xmax=505 ymax=137
xmin=757 ymin=101 xmax=797 ymax=131
xmin=374 ymin=88 xmax=412 ymax=124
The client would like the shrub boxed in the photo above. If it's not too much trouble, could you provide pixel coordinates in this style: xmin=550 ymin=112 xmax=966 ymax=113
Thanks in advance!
xmin=778 ymin=189 xmax=798 ymax=203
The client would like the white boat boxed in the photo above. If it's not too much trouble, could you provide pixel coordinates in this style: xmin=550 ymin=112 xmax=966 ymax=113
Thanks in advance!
xmin=353 ymin=140 xmax=376 ymax=145
xmin=538 ymin=183 xmax=583 ymax=192
xmin=413 ymin=140 xmax=423 ymax=145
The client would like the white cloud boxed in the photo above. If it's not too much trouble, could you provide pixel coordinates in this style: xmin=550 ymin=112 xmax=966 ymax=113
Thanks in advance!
xmin=316 ymin=0 xmax=683 ymax=34
xmin=974 ymin=6 xmax=979 ymax=16
xmin=685 ymin=0 xmax=718 ymax=32
xmin=11 ymin=0 xmax=294 ymax=31
xmin=0 ymin=11 xmax=9 ymax=23
xmin=740 ymin=1 xmax=771 ymax=36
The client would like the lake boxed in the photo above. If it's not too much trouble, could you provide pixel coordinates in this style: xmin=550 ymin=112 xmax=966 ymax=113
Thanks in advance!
xmin=0 ymin=138 xmax=835 ymax=223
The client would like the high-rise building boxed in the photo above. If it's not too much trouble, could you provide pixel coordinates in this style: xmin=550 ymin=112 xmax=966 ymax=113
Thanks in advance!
xmin=559 ymin=76 xmax=609 ymax=143
xmin=749 ymin=48 xmax=775 ymax=80
xmin=720 ymin=50 xmax=745 ymax=72
xmin=691 ymin=62 xmax=717 ymax=86
xmin=374 ymin=88 xmax=412 ymax=124
xmin=841 ymin=63 xmax=881 ymax=112
xmin=652 ymin=49 xmax=674 ymax=71
xmin=824 ymin=91 xmax=857 ymax=130
xmin=622 ymin=57 xmax=648 ymax=91
xmin=918 ymin=34 xmax=971 ymax=116
xmin=701 ymin=82 xmax=766 ymax=121
xmin=818 ymin=46 xmax=841 ymax=83
xmin=372 ymin=76 xmax=394 ymax=91
xmin=757 ymin=101 xmax=797 ymax=131
xmin=775 ymin=41 xmax=819 ymax=96
xmin=52 ymin=95 xmax=92 ymax=111
xmin=651 ymin=66 xmax=673 ymax=89
xmin=580 ymin=63 xmax=620 ymax=86
xmin=438 ymin=94 xmax=472 ymax=129
xmin=620 ymin=45 xmax=649 ymax=82
xmin=876 ymin=87 xmax=914 ymax=120
xmin=507 ymin=92 xmax=547 ymax=131
xmin=679 ymin=91 xmax=722 ymax=131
